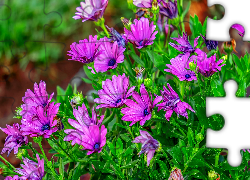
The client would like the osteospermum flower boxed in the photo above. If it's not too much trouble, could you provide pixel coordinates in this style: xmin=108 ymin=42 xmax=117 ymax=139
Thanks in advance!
xmin=121 ymin=84 xmax=159 ymax=126
xmin=64 ymin=104 xmax=104 ymax=145
xmin=105 ymin=25 xmax=126 ymax=48
xmin=190 ymin=49 xmax=225 ymax=77
xmin=94 ymin=37 xmax=125 ymax=73
xmin=133 ymin=0 xmax=161 ymax=8
xmin=4 ymin=175 xmax=19 ymax=180
xmin=165 ymin=53 xmax=197 ymax=81
xmin=169 ymin=32 xmax=200 ymax=53
xmin=0 ymin=123 xmax=28 ymax=157
xmin=156 ymin=83 xmax=195 ymax=121
xmin=232 ymin=24 xmax=245 ymax=37
xmin=124 ymin=17 xmax=158 ymax=49
xmin=73 ymin=0 xmax=108 ymax=22
xmin=21 ymin=102 xmax=60 ymax=138
xmin=159 ymin=0 xmax=178 ymax=19
xmin=94 ymin=73 xmax=136 ymax=109
xmin=79 ymin=125 xmax=107 ymax=155
xmin=14 ymin=154 xmax=44 ymax=180
xmin=201 ymin=34 xmax=218 ymax=51
xmin=67 ymin=35 xmax=102 ymax=64
xmin=20 ymin=80 xmax=54 ymax=120
xmin=132 ymin=130 xmax=159 ymax=166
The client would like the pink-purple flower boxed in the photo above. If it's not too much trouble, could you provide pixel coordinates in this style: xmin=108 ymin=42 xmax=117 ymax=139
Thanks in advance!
xmin=73 ymin=0 xmax=108 ymax=22
xmin=159 ymin=0 xmax=178 ymax=19
xmin=200 ymin=34 xmax=218 ymax=51
xmin=190 ymin=49 xmax=225 ymax=77
xmin=0 ymin=123 xmax=28 ymax=157
xmin=94 ymin=37 xmax=125 ymax=73
xmin=64 ymin=104 xmax=104 ymax=146
xmin=78 ymin=125 xmax=107 ymax=155
xmin=67 ymin=35 xmax=102 ymax=64
xmin=124 ymin=17 xmax=158 ymax=49
xmin=165 ymin=53 xmax=197 ymax=81
xmin=232 ymin=24 xmax=245 ymax=37
xmin=21 ymin=102 xmax=60 ymax=138
xmin=4 ymin=175 xmax=19 ymax=180
xmin=121 ymin=84 xmax=159 ymax=126
xmin=169 ymin=32 xmax=199 ymax=53
xmin=14 ymin=154 xmax=44 ymax=180
xmin=94 ymin=73 xmax=136 ymax=109
xmin=20 ymin=80 xmax=54 ymax=121
xmin=132 ymin=130 xmax=159 ymax=166
xmin=133 ymin=0 xmax=161 ymax=8
xmin=156 ymin=83 xmax=195 ymax=121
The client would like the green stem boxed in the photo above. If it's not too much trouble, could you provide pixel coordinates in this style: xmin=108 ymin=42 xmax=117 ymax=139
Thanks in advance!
xmin=215 ymin=149 xmax=221 ymax=167
xmin=28 ymin=142 xmax=39 ymax=156
xmin=0 ymin=155 xmax=16 ymax=170
xmin=51 ymin=135 xmax=74 ymax=161
xmin=37 ymin=141 xmax=48 ymax=163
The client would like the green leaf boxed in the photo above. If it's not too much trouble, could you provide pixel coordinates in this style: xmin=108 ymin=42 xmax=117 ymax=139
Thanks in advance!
xmin=58 ymin=157 xmax=64 ymax=180
xmin=120 ymin=134 xmax=131 ymax=143
xmin=82 ymin=77 xmax=92 ymax=84
xmin=116 ymin=138 xmax=123 ymax=157
xmin=120 ymin=159 xmax=139 ymax=169
xmin=84 ymin=65 xmax=94 ymax=80
xmin=156 ymin=160 xmax=168 ymax=178
xmin=211 ymin=79 xmax=225 ymax=96
xmin=146 ymin=50 xmax=169 ymax=73
xmin=129 ymin=51 xmax=145 ymax=67
xmin=107 ymin=141 xmax=116 ymax=157
xmin=187 ymin=127 xmax=195 ymax=147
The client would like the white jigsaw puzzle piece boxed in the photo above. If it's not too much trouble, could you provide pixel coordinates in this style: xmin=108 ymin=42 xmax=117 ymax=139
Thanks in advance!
xmin=206 ymin=0 xmax=248 ymax=41
xmin=206 ymin=80 xmax=250 ymax=167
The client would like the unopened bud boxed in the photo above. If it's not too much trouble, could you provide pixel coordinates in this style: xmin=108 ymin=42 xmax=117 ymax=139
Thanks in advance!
xmin=69 ymin=92 xmax=84 ymax=109
xmin=195 ymin=133 xmax=204 ymax=143
xmin=121 ymin=17 xmax=132 ymax=30
xmin=152 ymin=0 xmax=159 ymax=14
xmin=144 ymin=78 xmax=153 ymax=87
xmin=16 ymin=149 xmax=28 ymax=160
xmin=208 ymin=170 xmax=220 ymax=180
xmin=189 ymin=62 xmax=198 ymax=72
xmin=222 ymin=38 xmax=237 ymax=54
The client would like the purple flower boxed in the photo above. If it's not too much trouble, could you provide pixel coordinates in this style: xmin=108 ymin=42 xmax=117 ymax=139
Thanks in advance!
xmin=124 ymin=17 xmax=158 ymax=49
xmin=159 ymin=0 xmax=178 ymax=19
xmin=191 ymin=49 xmax=225 ymax=77
xmin=132 ymin=130 xmax=159 ymax=166
xmin=67 ymin=35 xmax=102 ymax=64
xmin=64 ymin=104 xmax=104 ymax=146
xmin=133 ymin=0 xmax=161 ymax=8
xmin=79 ymin=125 xmax=107 ymax=155
xmin=156 ymin=83 xmax=195 ymax=121
xmin=200 ymin=34 xmax=218 ymax=51
xmin=14 ymin=154 xmax=44 ymax=180
xmin=243 ymin=149 xmax=250 ymax=153
xmin=73 ymin=0 xmax=108 ymax=22
xmin=94 ymin=73 xmax=136 ymax=109
xmin=21 ymin=102 xmax=60 ymax=138
xmin=0 ymin=123 xmax=28 ymax=157
xmin=94 ymin=37 xmax=125 ymax=73
xmin=20 ymin=81 xmax=54 ymax=120
xmin=164 ymin=53 xmax=197 ymax=81
xmin=232 ymin=24 xmax=245 ymax=37
xmin=169 ymin=32 xmax=199 ymax=53
xmin=105 ymin=25 xmax=126 ymax=48
xmin=121 ymin=84 xmax=159 ymax=126
xmin=4 ymin=176 xmax=19 ymax=180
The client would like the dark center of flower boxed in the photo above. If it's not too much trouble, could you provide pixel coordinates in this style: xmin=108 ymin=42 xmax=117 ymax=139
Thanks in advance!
xmin=116 ymin=99 xmax=121 ymax=103
xmin=139 ymin=40 xmax=143 ymax=46
xmin=42 ymin=102 xmax=47 ymax=107
xmin=108 ymin=59 xmax=116 ymax=66
xmin=94 ymin=143 xmax=100 ymax=150
xmin=185 ymin=74 xmax=191 ymax=79
xmin=42 ymin=124 xmax=50 ymax=131
xmin=144 ymin=109 xmax=149 ymax=116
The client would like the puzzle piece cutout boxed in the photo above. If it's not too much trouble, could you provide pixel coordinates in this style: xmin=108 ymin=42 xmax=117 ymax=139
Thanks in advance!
xmin=206 ymin=0 xmax=248 ymax=42
xmin=206 ymin=79 xmax=250 ymax=167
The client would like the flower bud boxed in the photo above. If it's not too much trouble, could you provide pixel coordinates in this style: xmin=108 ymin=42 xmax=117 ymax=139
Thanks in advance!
xmin=208 ymin=170 xmax=220 ymax=180
xmin=152 ymin=0 xmax=159 ymax=14
xmin=14 ymin=106 xmax=22 ymax=119
xmin=16 ymin=149 xmax=28 ymax=160
xmin=156 ymin=142 xmax=162 ymax=152
xmin=195 ymin=133 xmax=204 ymax=143
xmin=144 ymin=78 xmax=153 ymax=88
xmin=189 ymin=62 xmax=198 ymax=72
xmin=33 ymin=136 xmax=43 ymax=143
xmin=168 ymin=167 xmax=184 ymax=180
xmin=221 ymin=55 xmax=227 ymax=64
xmin=69 ymin=92 xmax=84 ymax=109
xmin=121 ymin=17 xmax=132 ymax=30
xmin=222 ymin=38 xmax=237 ymax=54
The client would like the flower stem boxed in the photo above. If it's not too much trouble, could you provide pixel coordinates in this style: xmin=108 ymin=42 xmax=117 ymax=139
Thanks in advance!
xmin=37 ymin=141 xmax=48 ymax=163
xmin=0 ymin=155 xmax=16 ymax=170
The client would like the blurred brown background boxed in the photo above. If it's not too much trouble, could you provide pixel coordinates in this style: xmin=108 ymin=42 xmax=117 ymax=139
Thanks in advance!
xmin=0 ymin=0 xmax=249 ymax=179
